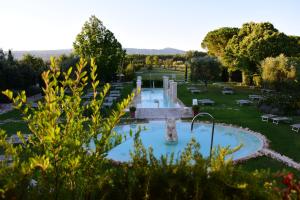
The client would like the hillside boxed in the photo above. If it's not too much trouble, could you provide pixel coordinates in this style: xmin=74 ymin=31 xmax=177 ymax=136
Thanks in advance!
xmin=11 ymin=48 xmax=185 ymax=60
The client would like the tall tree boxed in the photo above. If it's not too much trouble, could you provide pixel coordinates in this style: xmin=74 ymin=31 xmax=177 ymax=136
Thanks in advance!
xmin=190 ymin=56 xmax=221 ymax=84
xmin=73 ymin=15 xmax=124 ymax=82
xmin=201 ymin=27 xmax=239 ymax=81
xmin=223 ymin=22 xmax=300 ymax=83
xmin=202 ymin=27 xmax=239 ymax=60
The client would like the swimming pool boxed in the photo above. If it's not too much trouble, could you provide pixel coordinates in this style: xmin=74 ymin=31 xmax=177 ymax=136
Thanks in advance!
xmin=103 ymin=121 xmax=264 ymax=162
xmin=136 ymin=88 xmax=181 ymax=108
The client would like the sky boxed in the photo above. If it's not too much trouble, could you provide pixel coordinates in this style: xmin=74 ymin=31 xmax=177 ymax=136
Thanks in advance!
xmin=0 ymin=0 xmax=299 ymax=51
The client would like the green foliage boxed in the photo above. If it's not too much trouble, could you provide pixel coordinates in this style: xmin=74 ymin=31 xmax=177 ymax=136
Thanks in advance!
xmin=125 ymin=62 xmax=135 ymax=80
xmin=190 ymin=56 xmax=221 ymax=82
xmin=145 ymin=56 xmax=152 ymax=66
xmin=73 ymin=15 xmax=124 ymax=82
xmin=100 ymin=138 xmax=277 ymax=199
xmin=223 ymin=22 xmax=300 ymax=75
xmin=261 ymin=54 xmax=298 ymax=87
xmin=0 ymin=51 xmax=45 ymax=94
xmin=152 ymin=56 xmax=159 ymax=66
xmin=202 ymin=27 xmax=239 ymax=59
xmin=0 ymin=58 xmax=134 ymax=199
xmin=253 ymin=74 xmax=262 ymax=87
xmin=202 ymin=22 xmax=300 ymax=85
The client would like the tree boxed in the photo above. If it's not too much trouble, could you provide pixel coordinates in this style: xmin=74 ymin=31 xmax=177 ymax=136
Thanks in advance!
xmin=145 ymin=55 xmax=152 ymax=66
xmin=201 ymin=27 xmax=239 ymax=59
xmin=201 ymin=27 xmax=239 ymax=81
xmin=190 ymin=56 xmax=221 ymax=84
xmin=19 ymin=54 xmax=46 ymax=86
xmin=261 ymin=54 xmax=298 ymax=87
xmin=73 ymin=15 xmax=124 ymax=82
xmin=223 ymin=22 xmax=300 ymax=83
xmin=7 ymin=50 xmax=15 ymax=65
xmin=152 ymin=55 xmax=159 ymax=66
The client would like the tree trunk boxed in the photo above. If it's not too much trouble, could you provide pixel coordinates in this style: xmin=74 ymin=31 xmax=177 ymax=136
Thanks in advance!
xmin=242 ymin=71 xmax=250 ymax=85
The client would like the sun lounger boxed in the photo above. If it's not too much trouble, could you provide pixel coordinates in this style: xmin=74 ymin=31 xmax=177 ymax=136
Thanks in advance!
xmin=222 ymin=87 xmax=234 ymax=94
xmin=261 ymin=89 xmax=275 ymax=94
xmin=191 ymin=89 xmax=201 ymax=94
xmin=198 ymin=99 xmax=215 ymax=105
xmin=105 ymin=96 xmax=117 ymax=101
xmin=272 ymin=117 xmax=292 ymax=125
xmin=6 ymin=134 xmax=31 ymax=144
xmin=291 ymin=124 xmax=300 ymax=132
xmin=103 ymin=102 xmax=113 ymax=107
xmin=110 ymin=90 xmax=120 ymax=94
xmin=261 ymin=114 xmax=277 ymax=122
xmin=109 ymin=93 xmax=121 ymax=97
xmin=248 ymin=95 xmax=263 ymax=101
xmin=187 ymin=87 xmax=197 ymax=91
xmin=236 ymin=99 xmax=252 ymax=106
xmin=0 ymin=155 xmax=13 ymax=162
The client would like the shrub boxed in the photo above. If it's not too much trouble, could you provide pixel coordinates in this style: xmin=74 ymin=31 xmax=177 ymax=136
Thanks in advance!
xmin=261 ymin=54 xmax=298 ymax=88
xmin=0 ymin=58 xmax=134 ymax=199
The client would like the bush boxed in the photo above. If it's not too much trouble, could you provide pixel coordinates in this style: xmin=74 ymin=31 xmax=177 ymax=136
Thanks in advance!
xmin=258 ymin=93 xmax=300 ymax=115
xmin=98 ymin=138 xmax=277 ymax=199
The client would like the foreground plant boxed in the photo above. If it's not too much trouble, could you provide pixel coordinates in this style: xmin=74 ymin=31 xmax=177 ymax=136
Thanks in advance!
xmin=0 ymin=58 xmax=133 ymax=199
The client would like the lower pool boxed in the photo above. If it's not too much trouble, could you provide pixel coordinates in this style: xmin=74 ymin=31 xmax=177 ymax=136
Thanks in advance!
xmin=100 ymin=121 xmax=264 ymax=162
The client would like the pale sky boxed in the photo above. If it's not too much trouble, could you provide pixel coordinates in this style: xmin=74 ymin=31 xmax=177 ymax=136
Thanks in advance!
xmin=0 ymin=0 xmax=299 ymax=51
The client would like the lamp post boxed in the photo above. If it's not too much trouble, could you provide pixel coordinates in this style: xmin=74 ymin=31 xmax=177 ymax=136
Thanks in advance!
xmin=191 ymin=112 xmax=215 ymax=161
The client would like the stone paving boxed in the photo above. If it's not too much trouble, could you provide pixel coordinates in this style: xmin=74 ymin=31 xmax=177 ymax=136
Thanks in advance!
xmin=0 ymin=93 xmax=43 ymax=115
xmin=261 ymin=148 xmax=300 ymax=170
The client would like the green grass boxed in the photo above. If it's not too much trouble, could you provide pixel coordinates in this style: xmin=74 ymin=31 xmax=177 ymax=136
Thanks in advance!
xmin=0 ymin=122 xmax=29 ymax=136
xmin=0 ymin=109 xmax=23 ymax=120
xmin=239 ymin=156 xmax=300 ymax=176
xmin=135 ymin=67 xmax=188 ymax=81
xmin=178 ymin=83 xmax=300 ymax=172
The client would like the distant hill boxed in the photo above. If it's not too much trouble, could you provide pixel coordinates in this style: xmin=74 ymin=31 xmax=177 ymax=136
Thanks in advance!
xmin=11 ymin=48 xmax=185 ymax=60
xmin=125 ymin=48 xmax=185 ymax=55
xmin=12 ymin=49 xmax=73 ymax=60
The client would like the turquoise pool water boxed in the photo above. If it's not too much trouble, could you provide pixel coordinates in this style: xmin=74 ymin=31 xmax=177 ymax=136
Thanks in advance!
xmin=103 ymin=121 xmax=263 ymax=162
xmin=136 ymin=88 xmax=181 ymax=108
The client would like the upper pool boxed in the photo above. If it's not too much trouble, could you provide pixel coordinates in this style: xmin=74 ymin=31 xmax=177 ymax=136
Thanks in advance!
xmin=105 ymin=121 xmax=264 ymax=162
xmin=136 ymin=88 xmax=181 ymax=108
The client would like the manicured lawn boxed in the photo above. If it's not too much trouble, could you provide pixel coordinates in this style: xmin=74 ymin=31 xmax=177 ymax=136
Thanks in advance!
xmin=239 ymin=156 xmax=300 ymax=175
xmin=0 ymin=121 xmax=29 ymax=136
xmin=136 ymin=68 xmax=188 ymax=81
xmin=0 ymin=109 xmax=23 ymax=120
xmin=178 ymin=83 xmax=300 ymax=172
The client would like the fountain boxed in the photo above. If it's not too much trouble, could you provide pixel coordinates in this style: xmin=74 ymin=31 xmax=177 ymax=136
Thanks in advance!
xmin=165 ymin=118 xmax=178 ymax=145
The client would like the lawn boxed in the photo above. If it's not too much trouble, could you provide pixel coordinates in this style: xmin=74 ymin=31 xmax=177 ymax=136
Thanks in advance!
xmin=135 ymin=67 xmax=188 ymax=81
xmin=178 ymin=83 xmax=300 ymax=173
